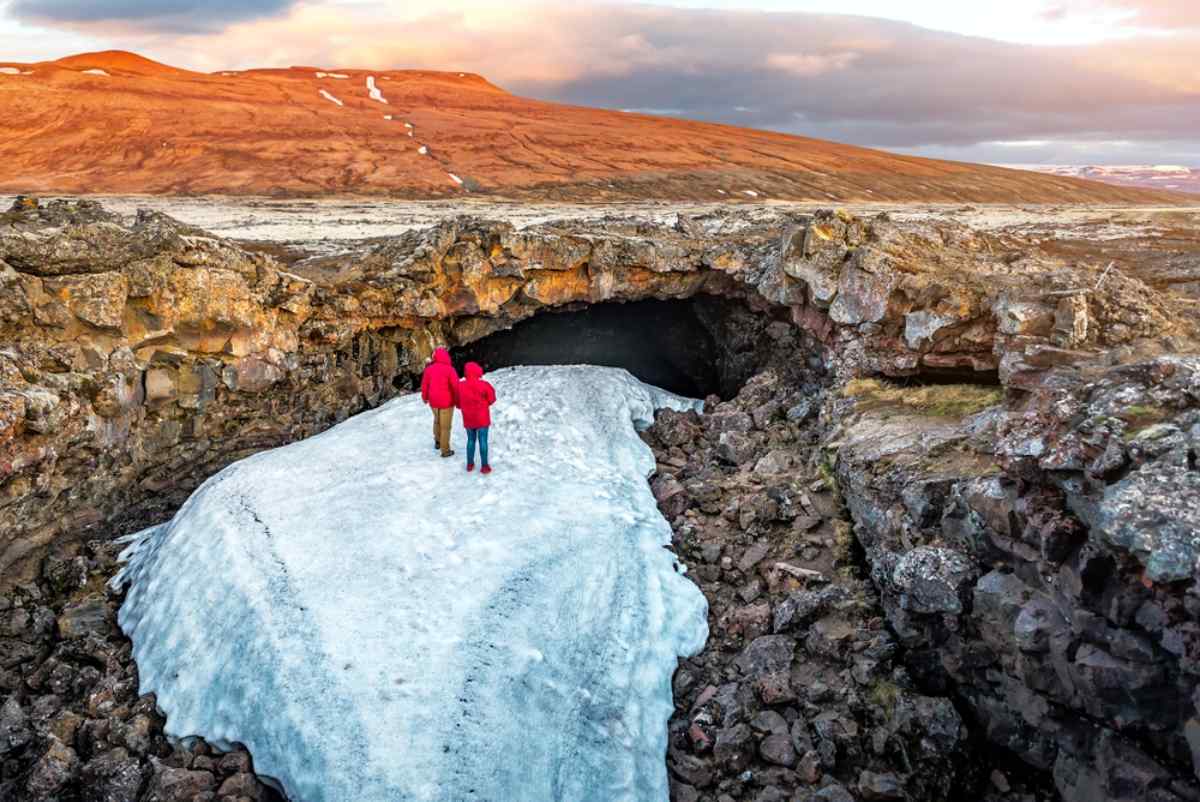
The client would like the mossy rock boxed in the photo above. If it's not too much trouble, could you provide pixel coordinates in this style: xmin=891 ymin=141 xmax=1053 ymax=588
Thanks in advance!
xmin=842 ymin=378 xmax=1003 ymax=419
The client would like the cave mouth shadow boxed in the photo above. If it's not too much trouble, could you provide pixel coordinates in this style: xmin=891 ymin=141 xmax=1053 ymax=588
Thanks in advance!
xmin=451 ymin=298 xmax=731 ymax=399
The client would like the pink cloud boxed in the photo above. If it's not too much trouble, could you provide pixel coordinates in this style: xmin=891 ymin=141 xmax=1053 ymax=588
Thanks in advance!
xmin=765 ymin=51 xmax=859 ymax=76
xmin=1044 ymin=0 xmax=1200 ymax=29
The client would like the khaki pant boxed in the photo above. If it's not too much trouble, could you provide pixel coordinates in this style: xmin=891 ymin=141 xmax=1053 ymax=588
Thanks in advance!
xmin=432 ymin=406 xmax=454 ymax=455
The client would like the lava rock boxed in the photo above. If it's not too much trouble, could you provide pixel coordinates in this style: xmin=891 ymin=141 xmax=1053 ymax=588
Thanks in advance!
xmin=0 ymin=696 xmax=32 ymax=755
xmin=714 ymin=723 xmax=755 ymax=771
xmin=143 ymin=764 xmax=217 ymax=802
xmin=859 ymin=769 xmax=904 ymax=799
xmin=759 ymin=733 xmax=797 ymax=767
xmin=891 ymin=547 xmax=975 ymax=615
xmin=79 ymin=747 xmax=148 ymax=802
xmin=26 ymin=738 xmax=80 ymax=799
xmin=57 ymin=597 xmax=112 ymax=640
xmin=718 ymin=431 xmax=758 ymax=466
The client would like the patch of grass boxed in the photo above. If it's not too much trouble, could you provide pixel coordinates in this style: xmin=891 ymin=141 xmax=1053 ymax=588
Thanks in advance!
xmin=842 ymin=378 xmax=1003 ymax=418
xmin=1122 ymin=404 xmax=1168 ymax=423
xmin=831 ymin=519 xmax=854 ymax=559
xmin=817 ymin=450 xmax=841 ymax=496
xmin=1120 ymin=403 xmax=1172 ymax=440
xmin=868 ymin=680 xmax=902 ymax=718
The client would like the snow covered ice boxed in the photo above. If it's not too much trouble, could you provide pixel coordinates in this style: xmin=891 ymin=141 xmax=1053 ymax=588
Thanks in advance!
xmin=114 ymin=365 xmax=709 ymax=802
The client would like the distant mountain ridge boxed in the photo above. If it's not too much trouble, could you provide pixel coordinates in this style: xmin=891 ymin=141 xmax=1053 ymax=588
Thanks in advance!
xmin=0 ymin=50 xmax=1187 ymax=202
xmin=1002 ymin=164 xmax=1200 ymax=195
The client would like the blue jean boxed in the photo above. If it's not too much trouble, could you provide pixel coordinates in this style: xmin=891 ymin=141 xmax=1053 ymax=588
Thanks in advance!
xmin=466 ymin=427 xmax=489 ymax=466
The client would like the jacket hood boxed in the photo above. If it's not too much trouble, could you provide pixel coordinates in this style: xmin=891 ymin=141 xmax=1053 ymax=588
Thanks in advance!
xmin=464 ymin=361 xmax=484 ymax=380
xmin=432 ymin=348 xmax=451 ymax=365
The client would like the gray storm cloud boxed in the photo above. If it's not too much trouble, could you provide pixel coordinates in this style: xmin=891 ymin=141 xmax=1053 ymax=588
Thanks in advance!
xmin=495 ymin=7 xmax=1199 ymax=159
xmin=8 ymin=0 xmax=298 ymax=33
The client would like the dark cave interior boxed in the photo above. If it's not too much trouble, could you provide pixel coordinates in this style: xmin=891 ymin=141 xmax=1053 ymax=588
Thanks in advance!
xmin=451 ymin=297 xmax=767 ymax=399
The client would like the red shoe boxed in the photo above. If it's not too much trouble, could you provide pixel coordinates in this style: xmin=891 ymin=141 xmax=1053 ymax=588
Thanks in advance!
xmin=481 ymin=465 xmax=492 ymax=475
xmin=466 ymin=464 xmax=475 ymax=472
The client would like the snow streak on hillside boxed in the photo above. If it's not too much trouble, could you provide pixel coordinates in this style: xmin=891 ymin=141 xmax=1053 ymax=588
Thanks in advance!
xmin=113 ymin=366 xmax=709 ymax=802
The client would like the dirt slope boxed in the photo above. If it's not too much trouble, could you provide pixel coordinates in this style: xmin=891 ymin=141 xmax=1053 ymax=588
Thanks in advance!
xmin=0 ymin=50 xmax=1184 ymax=202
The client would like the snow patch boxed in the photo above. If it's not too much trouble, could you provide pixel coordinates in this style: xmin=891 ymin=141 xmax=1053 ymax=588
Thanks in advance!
xmin=383 ymin=114 xmax=393 ymax=120
xmin=319 ymin=89 xmax=344 ymax=107
xmin=366 ymin=75 xmax=388 ymax=104
xmin=316 ymin=71 xmax=349 ymax=79
xmin=418 ymin=145 xmax=428 ymax=155
xmin=448 ymin=173 xmax=464 ymax=186
xmin=0 ymin=67 xmax=20 ymax=75
xmin=742 ymin=190 xmax=759 ymax=197
xmin=82 ymin=68 xmax=109 ymax=76
xmin=114 ymin=365 xmax=708 ymax=802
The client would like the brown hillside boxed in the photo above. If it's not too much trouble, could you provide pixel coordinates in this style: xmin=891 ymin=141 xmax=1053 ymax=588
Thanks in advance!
xmin=0 ymin=50 xmax=1185 ymax=202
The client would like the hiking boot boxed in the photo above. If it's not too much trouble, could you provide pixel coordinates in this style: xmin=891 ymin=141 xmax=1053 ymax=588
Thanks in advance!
xmin=481 ymin=464 xmax=492 ymax=475
xmin=466 ymin=463 xmax=475 ymax=472
xmin=440 ymin=450 xmax=455 ymax=458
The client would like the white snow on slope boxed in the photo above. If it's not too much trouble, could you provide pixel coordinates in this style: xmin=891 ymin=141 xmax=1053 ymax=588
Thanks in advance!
xmin=448 ymin=173 xmax=464 ymax=186
xmin=83 ymin=68 xmax=110 ymax=76
xmin=316 ymin=71 xmax=349 ymax=79
xmin=418 ymin=145 xmax=428 ymax=155
xmin=319 ymin=89 xmax=344 ymax=107
xmin=366 ymin=75 xmax=388 ymax=104
xmin=0 ymin=67 xmax=20 ymax=75
xmin=114 ymin=366 xmax=709 ymax=802
xmin=742 ymin=190 xmax=759 ymax=197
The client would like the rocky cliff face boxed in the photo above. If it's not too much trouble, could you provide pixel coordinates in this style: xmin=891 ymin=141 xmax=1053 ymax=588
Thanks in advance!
xmin=2 ymin=197 xmax=1199 ymax=800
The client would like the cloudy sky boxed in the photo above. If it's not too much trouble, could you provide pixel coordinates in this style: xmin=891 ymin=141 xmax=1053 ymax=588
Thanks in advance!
xmin=2 ymin=0 xmax=1197 ymax=166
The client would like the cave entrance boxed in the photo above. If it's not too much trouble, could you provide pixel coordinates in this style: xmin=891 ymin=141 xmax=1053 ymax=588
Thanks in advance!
xmin=451 ymin=298 xmax=758 ymax=399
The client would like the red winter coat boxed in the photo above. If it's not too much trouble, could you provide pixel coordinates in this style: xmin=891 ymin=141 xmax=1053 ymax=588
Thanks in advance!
xmin=457 ymin=362 xmax=496 ymax=429
xmin=421 ymin=348 xmax=459 ymax=409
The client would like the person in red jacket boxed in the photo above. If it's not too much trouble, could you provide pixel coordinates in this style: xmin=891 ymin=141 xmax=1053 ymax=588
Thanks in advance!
xmin=456 ymin=361 xmax=496 ymax=473
xmin=421 ymin=347 xmax=459 ymax=458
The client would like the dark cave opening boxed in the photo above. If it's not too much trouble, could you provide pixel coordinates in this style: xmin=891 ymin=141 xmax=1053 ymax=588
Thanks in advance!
xmin=451 ymin=297 xmax=771 ymax=400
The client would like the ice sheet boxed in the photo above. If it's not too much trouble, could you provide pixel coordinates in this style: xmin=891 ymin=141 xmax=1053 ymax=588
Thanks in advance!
xmin=114 ymin=365 xmax=709 ymax=802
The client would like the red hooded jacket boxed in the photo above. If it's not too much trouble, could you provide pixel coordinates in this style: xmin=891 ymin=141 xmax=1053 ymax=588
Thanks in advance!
xmin=421 ymin=348 xmax=459 ymax=409
xmin=457 ymin=362 xmax=496 ymax=429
